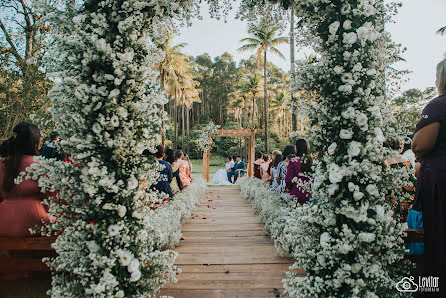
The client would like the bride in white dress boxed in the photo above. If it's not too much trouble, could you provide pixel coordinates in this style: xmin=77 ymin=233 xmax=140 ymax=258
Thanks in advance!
xmin=211 ymin=157 xmax=234 ymax=185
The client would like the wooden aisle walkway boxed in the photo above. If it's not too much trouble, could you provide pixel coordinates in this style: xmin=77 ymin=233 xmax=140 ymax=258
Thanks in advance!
xmin=159 ymin=185 xmax=295 ymax=298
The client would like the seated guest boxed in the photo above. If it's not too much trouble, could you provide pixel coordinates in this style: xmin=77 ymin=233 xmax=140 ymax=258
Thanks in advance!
xmin=227 ymin=156 xmax=246 ymax=183
xmin=40 ymin=131 xmax=60 ymax=159
xmin=271 ymin=153 xmax=283 ymax=194
xmin=173 ymin=150 xmax=191 ymax=187
xmin=253 ymin=152 xmax=263 ymax=179
xmin=165 ymin=147 xmax=183 ymax=194
xmin=285 ymin=139 xmax=313 ymax=204
xmin=260 ymin=153 xmax=271 ymax=183
xmin=268 ymin=150 xmax=281 ymax=183
xmin=183 ymin=154 xmax=193 ymax=180
xmin=0 ymin=123 xmax=51 ymax=237
xmin=152 ymin=145 xmax=173 ymax=198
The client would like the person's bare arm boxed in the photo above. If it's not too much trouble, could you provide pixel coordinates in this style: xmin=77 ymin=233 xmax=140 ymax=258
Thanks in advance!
xmin=412 ymin=122 xmax=441 ymax=158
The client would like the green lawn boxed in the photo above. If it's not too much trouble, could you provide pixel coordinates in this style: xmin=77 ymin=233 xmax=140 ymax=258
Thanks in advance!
xmin=191 ymin=154 xmax=227 ymax=180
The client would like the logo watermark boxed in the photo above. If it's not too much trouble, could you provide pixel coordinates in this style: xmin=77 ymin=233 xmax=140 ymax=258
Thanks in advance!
xmin=396 ymin=276 xmax=440 ymax=293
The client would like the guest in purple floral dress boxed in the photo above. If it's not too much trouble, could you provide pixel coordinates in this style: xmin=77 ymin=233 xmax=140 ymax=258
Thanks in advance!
xmin=412 ymin=58 xmax=446 ymax=293
xmin=285 ymin=139 xmax=313 ymax=204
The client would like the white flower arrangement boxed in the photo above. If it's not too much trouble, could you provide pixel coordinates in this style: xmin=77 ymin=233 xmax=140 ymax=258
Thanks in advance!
xmin=198 ymin=122 xmax=220 ymax=151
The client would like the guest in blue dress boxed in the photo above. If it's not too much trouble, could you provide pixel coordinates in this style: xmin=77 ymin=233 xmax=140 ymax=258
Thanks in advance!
xmin=411 ymin=58 xmax=446 ymax=291
xmin=150 ymin=145 xmax=173 ymax=198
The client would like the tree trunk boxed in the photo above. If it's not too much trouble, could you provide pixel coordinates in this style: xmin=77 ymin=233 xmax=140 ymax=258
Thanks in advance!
xmin=251 ymin=94 xmax=256 ymax=129
xmin=174 ymin=89 xmax=178 ymax=150
xmin=182 ymin=95 xmax=185 ymax=150
xmin=263 ymin=51 xmax=269 ymax=153
xmin=186 ymin=106 xmax=190 ymax=156
xmin=290 ymin=7 xmax=297 ymax=143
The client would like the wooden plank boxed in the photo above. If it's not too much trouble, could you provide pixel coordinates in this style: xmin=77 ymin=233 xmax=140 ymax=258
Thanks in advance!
xmin=158 ymin=289 xmax=281 ymax=298
xmin=175 ymin=245 xmax=278 ymax=254
xmin=181 ymin=230 xmax=267 ymax=239
xmin=164 ymin=279 xmax=285 ymax=290
xmin=175 ymin=254 xmax=292 ymax=265
xmin=176 ymin=264 xmax=296 ymax=273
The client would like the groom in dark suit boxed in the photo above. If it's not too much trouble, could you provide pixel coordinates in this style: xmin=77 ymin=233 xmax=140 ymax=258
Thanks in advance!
xmin=227 ymin=156 xmax=246 ymax=183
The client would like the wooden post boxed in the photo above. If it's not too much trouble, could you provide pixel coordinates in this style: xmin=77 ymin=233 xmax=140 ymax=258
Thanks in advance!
xmin=202 ymin=149 xmax=210 ymax=181
xmin=248 ymin=133 xmax=255 ymax=177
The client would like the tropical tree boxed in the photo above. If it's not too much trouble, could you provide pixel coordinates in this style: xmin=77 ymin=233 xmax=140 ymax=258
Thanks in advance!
xmin=269 ymin=91 xmax=288 ymax=140
xmin=156 ymin=35 xmax=188 ymax=146
xmin=438 ymin=26 xmax=446 ymax=36
xmin=238 ymin=22 xmax=288 ymax=152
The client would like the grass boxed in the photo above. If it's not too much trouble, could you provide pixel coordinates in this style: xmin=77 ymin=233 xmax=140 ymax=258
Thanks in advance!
xmin=191 ymin=154 xmax=227 ymax=180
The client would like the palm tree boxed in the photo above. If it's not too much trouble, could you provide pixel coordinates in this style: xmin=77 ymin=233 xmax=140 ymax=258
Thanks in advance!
xmin=238 ymin=23 xmax=288 ymax=152
xmin=156 ymin=35 xmax=188 ymax=146
xmin=438 ymin=26 xmax=446 ymax=36
xmin=270 ymin=91 xmax=288 ymax=140
xmin=244 ymin=74 xmax=262 ymax=129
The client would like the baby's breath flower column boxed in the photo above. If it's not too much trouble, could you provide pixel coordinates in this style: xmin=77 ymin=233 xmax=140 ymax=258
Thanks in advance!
xmin=34 ymin=0 xmax=196 ymax=297
xmin=283 ymin=0 xmax=409 ymax=297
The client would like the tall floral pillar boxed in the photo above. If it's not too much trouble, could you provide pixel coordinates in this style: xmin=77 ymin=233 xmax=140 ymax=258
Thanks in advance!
xmin=284 ymin=0 xmax=409 ymax=297
xmin=34 ymin=0 xmax=197 ymax=297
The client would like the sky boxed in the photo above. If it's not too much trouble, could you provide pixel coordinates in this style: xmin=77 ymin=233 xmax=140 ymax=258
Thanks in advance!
xmin=173 ymin=0 xmax=446 ymax=92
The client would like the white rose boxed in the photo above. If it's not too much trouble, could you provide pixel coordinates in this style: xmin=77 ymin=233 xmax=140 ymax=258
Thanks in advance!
xmin=348 ymin=141 xmax=361 ymax=157
xmin=340 ymin=129 xmax=353 ymax=140
xmin=109 ymin=89 xmax=120 ymax=98
xmin=348 ymin=182 xmax=356 ymax=192
xmin=341 ymin=73 xmax=353 ymax=84
xmin=108 ymin=224 xmax=122 ymax=237
xmin=375 ymin=205 xmax=385 ymax=218
xmin=341 ymin=107 xmax=356 ymax=119
xmin=363 ymin=5 xmax=375 ymax=17
xmin=92 ymin=123 xmax=102 ymax=134
xmin=356 ymin=113 xmax=368 ymax=127
xmin=353 ymin=191 xmax=364 ymax=201
xmin=334 ymin=66 xmax=344 ymax=75
xmin=328 ymin=164 xmax=344 ymax=184
xmin=110 ymin=115 xmax=120 ymax=128
xmin=366 ymin=69 xmax=377 ymax=76
xmin=341 ymin=3 xmax=351 ymax=15
xmin=343 ymin=20 xmax=352 ymax=30
xmin=327 ymin=142 xmax=337 ymax=155
xmin=117 ymin=205 xmax=127 ymax=218
xmin=117 ymin=107 xmax=128 ymax=118
xmin=87 ymin=241 xmax=100 ymax=252
xmin=317 ymin=255 xmax=326 ymax=266
xmin=374 ymin=127 xmax=386 ymax=142
xmin=95 ymin=283 xmax=105 ymax=294
xmin=128 ymin=259 xmax=140 ymax=273
xmin=329 ymin=21 xmax=340 ymax=35
xmin=327 ymin=183 xmax=339 ymax=196
xmin=343 ymin=32 xmax=358 ymax=44
xmin=359 ymin=232 xmax=376 ymax=243
xmin=339 ymin=243 xmax=352 ymax=254
xmin=351 ymin=263 xmax=362 ymax=274
xmin=129 ymin=269 xmax=141 ymax=282
xmin=116 ymin=290 xmax=125 ymax=298
xmin=118 ymin=250 xmax=132 ymax=266
xmin=338 ymin=84 xmax=352 ymax=94
xmin=127 ymin=175 xmax=138 ymax=190
xmin=320 ymin=232 xmax=331 ymax=248
xmin=356 ymin=26 xmax=370 ymax=40
xmin=366 ymin=184 xmax=380 ymax=197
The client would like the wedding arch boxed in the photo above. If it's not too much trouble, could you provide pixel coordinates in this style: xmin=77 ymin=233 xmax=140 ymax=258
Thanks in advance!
xmin=35 ymin=0 xmax=409 ymax=297
xmin=202 ymin=129 xmax=257 ymax=181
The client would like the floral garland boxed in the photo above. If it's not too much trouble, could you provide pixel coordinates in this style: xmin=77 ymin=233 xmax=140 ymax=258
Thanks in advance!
xmin=198 ymin=122 xmax=220 ymax=151
xmin=31 ymin=0 xmax=199 ymax=297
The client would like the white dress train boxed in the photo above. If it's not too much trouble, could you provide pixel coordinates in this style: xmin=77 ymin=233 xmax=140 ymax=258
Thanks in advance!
xmin=211 ymin=160 xmax=234 ymax=185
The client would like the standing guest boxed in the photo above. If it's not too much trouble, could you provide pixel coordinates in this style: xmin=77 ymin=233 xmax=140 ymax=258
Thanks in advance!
xmin=173 ymin=151 xmax=191 ymax=187
xmin=260 ymin=153 xmax=271 ymax=183
xmin=271 ymin=153 xmax=283 ymax=194
xmin=165 ymin=147 xmax=183 ymax=194
xmin=40 ymin=132 xmax=60 ymax=159
xmin=253 ymin=152 xmax=263 ymax=179
xmin=285 ymin=139 xmax=313 ymax=204
xmin=276 ymin=145 xmax=295 ymax=194
xmin=0 ymin=123 xmax=51 ymax=237
xmin=227 ymin=156 xmax=246 ymax=183
xmin=411 ymin=58 xmax=446 ymax=289
xmin=151 ymin=145 xmax=173 ymax=198
xmin=268 ymin=150 xmax=282 ymax=183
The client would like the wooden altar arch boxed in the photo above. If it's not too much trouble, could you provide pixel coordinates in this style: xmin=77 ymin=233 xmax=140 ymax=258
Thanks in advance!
xmin=202 ymin=129 xmax=257 ymax=181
